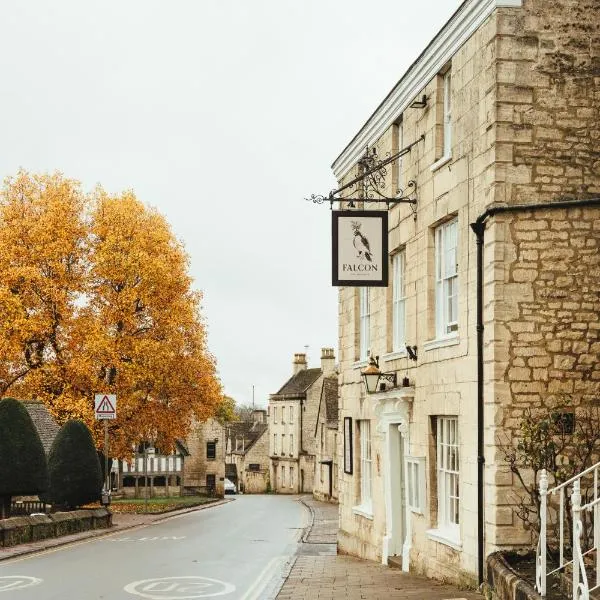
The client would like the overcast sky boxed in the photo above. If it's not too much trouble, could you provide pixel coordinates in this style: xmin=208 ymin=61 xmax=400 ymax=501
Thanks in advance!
xmin=0 ymin=1 xmax=458 ymax=409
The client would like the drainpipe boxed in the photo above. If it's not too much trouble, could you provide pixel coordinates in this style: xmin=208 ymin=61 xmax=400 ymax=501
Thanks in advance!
xmin=470 ymin=197 xmax=600 ymax=587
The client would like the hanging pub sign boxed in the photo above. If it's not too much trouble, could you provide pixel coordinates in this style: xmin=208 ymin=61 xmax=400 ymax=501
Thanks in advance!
xmin=332 ymin=210 xmax=388 ymax=287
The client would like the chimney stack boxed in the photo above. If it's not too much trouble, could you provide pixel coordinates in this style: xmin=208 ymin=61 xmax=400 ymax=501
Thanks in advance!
xmin=293 ymin=353 xmax=307 ymax=375
xmin=320 ymin=347 xmax=336 ymax=376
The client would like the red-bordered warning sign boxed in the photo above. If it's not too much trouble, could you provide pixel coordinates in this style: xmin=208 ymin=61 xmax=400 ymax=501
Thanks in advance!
xmin=94 ymin=394 xmax=117 ymax=420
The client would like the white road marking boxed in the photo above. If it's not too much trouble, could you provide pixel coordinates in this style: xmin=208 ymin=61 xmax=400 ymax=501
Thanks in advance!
xmin=124 ymin=576 xmax=235 ymax=599
xmin=0 ymin=576 xmax=43 ymax=592
xmin=239 ymin=556 xmax=286 ymax=600
xmin=109 ymin=536 xmax=186 ymax=542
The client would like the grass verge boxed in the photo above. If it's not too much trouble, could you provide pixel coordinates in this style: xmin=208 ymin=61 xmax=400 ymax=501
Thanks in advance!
xmin=105 ymin=496 xmax=220 ymax=514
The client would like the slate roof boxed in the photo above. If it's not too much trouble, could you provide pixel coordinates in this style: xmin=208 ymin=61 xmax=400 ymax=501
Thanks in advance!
xmin=225 ymin=420 xmax=268 ymax=455
xmin=322 ymin=378 xmax=339 ymax=428
xmin=22 ymin=400 xmax=60 ymax=454
xmin=314 ymin=377 xmax=339 ymax=435
xmin=274 ymin=368 xmax=322 ymax=397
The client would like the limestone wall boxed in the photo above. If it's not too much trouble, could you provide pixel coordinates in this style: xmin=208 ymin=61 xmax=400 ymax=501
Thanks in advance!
xmin=337 ymin=4 xmax=498 ymax=578
xmin=313 ymin=416 xmax=339 ymax=503
xmin=184 ymin=418 xmax=225 ymax=496
xmin=486 ymin=207 xmax=600 ymax=550
xmin=335 ymin=0 xmax=600 ymax=585
xmin=494 ymin=0 xmax=600 ymax=207
xmin=240 ymin=430 xmax=270 ymax=494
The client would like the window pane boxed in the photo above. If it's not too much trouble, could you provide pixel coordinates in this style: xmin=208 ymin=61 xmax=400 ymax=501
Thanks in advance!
xmin=437 ymin=417 xmax=459 ymax=528
xmin=393 ymin=252 xmax=406 ymax=350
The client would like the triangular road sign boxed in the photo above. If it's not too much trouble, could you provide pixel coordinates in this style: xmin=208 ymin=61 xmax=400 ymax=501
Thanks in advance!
xmin=97 ymin=395 xmax=115 ymax=414
xmin=94 ymin=394 xmax=117 ymax=419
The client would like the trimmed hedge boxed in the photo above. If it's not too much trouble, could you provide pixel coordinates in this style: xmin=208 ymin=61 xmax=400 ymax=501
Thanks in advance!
xmin=48 ymin=420 xmax=103 ymax=509
xmin=0 ymin=398 xmax=49 ymax=515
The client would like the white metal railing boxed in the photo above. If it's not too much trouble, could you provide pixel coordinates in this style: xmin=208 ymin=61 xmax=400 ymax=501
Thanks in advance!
xmin=537 ymin=462 xmax=600 ymax=598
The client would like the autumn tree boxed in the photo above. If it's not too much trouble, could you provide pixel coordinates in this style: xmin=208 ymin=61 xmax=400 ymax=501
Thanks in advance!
xmin=214 ymin=395 xmax=238 ymax=424
xmin=0 ymin=171 xmax=87 ymax=399
xmin=0 ymin=172 xmax=222 ymax=458
xmin=72 ymin=190 xmax=222 ymax=456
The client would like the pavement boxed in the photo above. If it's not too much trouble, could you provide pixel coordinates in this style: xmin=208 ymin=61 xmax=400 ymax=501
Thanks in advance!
xmin=276 ymin=496 xmax=483 ymax=600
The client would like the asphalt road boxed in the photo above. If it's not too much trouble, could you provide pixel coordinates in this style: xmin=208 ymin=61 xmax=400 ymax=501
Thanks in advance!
xmin=0 ymin=494 xmax=308 ymax=600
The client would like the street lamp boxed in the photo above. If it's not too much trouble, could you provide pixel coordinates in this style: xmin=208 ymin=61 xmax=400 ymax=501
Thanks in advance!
xmin=361 ymin=355 xmax=398 ymax=394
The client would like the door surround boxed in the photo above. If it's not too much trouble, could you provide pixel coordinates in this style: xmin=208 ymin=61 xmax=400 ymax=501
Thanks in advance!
xmin=374 ymin=387 xmax=415 ymax=570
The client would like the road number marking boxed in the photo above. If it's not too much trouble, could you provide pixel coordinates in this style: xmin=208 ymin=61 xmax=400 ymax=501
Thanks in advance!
xmin=124 ymin=576 xmax=235 ymax=599
xmin=0 ymin=576 xmax=43 ymax=593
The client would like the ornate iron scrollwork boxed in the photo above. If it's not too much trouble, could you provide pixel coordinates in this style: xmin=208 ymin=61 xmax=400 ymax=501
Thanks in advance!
xmin=305 ymin=135 xmax=424 ymax=212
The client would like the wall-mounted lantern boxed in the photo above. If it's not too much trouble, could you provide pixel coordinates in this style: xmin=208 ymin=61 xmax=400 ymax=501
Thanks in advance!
xmin=361 ymin=355 xmax=397 ymax=394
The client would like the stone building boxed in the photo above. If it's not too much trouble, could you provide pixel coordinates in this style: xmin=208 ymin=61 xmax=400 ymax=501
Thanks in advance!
xmin=225 ymin=410 xmax=270 ymax=493
xmin=183 ymin=417 xmax=226 ymax=497
xmin=331 ymin=0 xmax=600 ymax=586
xmin=269 ymin=349 xmax=337 ymax=494
xmin=313 ymin=378 xmax=339 ymax=503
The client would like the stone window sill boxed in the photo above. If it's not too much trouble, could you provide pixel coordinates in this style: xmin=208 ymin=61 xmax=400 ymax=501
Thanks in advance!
xmin=353 ymin=359 xmax=368 ymax=370
xmin=426 ymin=527 xmax=462 ymax=551
xmin=423 ymin=335 xmax=460 ymax=352
xmin=352 ymin=503 xmax=374 ymax=520
xmin=381 ymin=350 xmax=407 ymax=362
xmin=431 ymin=154 xmax=452 ymax=172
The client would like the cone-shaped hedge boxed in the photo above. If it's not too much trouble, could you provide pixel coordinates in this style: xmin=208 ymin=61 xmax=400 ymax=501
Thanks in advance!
xmin=0 ymin=397 xmax=49 ymax=516
xmin=48 ymin=420 xmax=103 ymax=509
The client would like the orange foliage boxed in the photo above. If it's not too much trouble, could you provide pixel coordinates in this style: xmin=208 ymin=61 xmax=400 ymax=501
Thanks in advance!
xmin=0 ymin=171 xmax=222 ymax=457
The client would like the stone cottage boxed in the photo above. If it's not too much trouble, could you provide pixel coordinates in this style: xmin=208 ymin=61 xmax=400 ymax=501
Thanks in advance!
xmin=184 ymin=417 xmax=226 ymax=497
xmin=225 ymin=410 xmax=269 ymax=493
xmin=330 ymin=0 xmax=600 ymax=587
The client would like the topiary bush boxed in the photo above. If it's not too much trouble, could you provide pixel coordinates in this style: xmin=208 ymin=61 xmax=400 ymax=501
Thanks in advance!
xmin=0 ymin=397 xmax=49 ymax=518
xmin=48 ymin=420 xmax=103 ymax=510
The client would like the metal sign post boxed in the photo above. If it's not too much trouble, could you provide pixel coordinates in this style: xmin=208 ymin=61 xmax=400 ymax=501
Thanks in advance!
xmin=94 ymin=394 xmax=117 ymax=504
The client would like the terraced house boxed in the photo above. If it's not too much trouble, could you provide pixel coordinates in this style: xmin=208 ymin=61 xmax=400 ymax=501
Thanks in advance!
xmin=331 ymin=0 xmax=600 ymax=587
xmin=269 ymin=349 xmax=337 ymax=494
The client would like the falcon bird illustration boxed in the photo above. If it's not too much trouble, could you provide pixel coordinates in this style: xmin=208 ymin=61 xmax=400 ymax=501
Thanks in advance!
xmin=351 ymin=221 xmax=372 ymax=262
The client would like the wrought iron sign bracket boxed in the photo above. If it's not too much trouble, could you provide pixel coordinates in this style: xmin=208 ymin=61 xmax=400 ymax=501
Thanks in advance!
xmin=306 ymin=135 xmax=424 ymax=217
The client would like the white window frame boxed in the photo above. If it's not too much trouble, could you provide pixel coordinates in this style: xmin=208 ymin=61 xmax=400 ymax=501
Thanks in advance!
xmin=359 ymin=420 xmax=372 ymax=512
xmin=289 ymin=466 xmax=294 ymax=488
xmin=435 ymin=218 xmax=458 ymax=338
xmin=273 ymin=433 xmax=278 ymax=456
xmin=281 ymin=434 xmax=285 ymax=456
xmin=406 ymin=456 xmax=425 ymax=514
xmin=443 ymin=70 xmax=452 ymax=158
xmin=273 ymin=406 xmax=277 ymax=424
xmin=289 ymin=405 xmax=294 ymax=423
xmin=290 ymin=434 xmax=294 ymax=455
xmin=359 ymin=287 xmax=370 ymax=361
xmin=282 ymin=406 xmax=286 ymax=424
xmin=437 ymin=416 xmax=460 ymax=537
xmin=392 ymin=250 xmax=406 ymax=351
xmin=281 ymin=465 xmax=286 ymax=487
